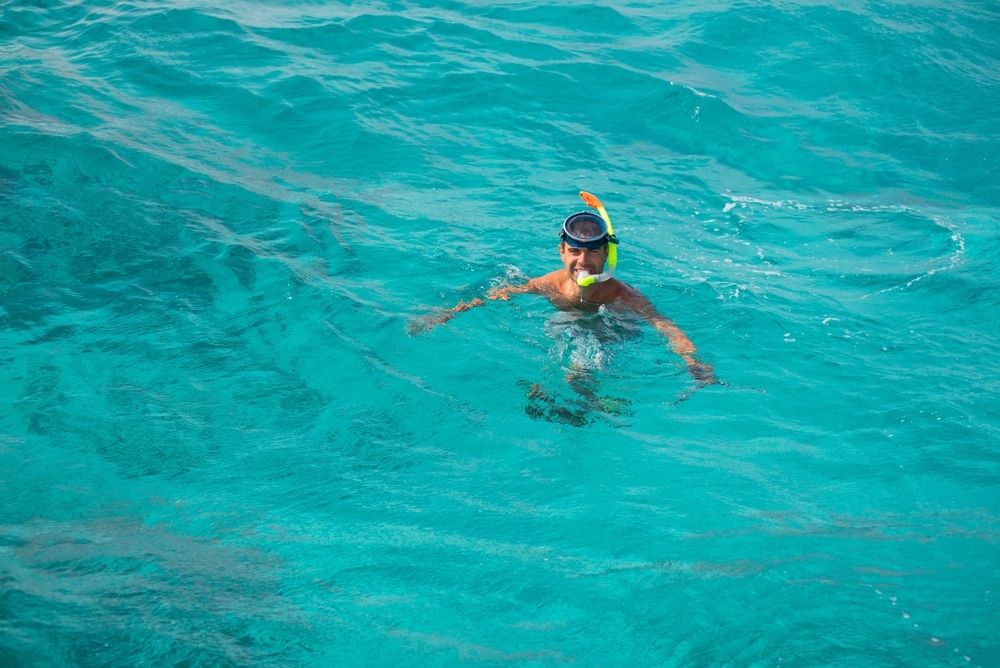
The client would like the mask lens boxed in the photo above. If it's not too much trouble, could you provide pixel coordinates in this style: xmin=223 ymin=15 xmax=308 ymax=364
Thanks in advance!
xmin=562 ymin=212 xmax=607 ymax=247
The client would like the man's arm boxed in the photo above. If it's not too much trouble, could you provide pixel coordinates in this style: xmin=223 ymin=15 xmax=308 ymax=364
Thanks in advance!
xmin=623 ymin=289 xmax=715 ymax=386
xmin=486 ymin=281 xmax=538 ymax=301
xmin=648 ymin=315 xmax=715 ymax=385
xmin=406 ymin=297 xmax=485 ymax=335
xmin=407 ymin=280 xmax=539 ymax=335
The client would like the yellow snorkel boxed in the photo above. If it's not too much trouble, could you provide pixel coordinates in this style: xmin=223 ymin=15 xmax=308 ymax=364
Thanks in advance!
xmin=575 ymin=191 xmax=618 ymax=287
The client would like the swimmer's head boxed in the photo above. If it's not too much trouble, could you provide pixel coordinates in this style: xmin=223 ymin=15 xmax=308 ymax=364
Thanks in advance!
xmin=560 ymin=211 xmax=616 ymax=249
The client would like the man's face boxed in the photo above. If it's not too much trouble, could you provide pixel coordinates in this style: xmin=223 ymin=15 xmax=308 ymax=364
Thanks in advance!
xmin=559 ymin=241 xmax=608 ymax=281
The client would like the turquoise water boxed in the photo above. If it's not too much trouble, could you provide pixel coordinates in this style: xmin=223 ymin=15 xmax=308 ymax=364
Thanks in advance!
xmin=2 ymin=0 xmax=998 ymax=665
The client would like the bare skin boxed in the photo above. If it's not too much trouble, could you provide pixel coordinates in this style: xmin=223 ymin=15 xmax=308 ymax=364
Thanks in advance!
xmin=411 ymin=241 xmax=715 ymax=386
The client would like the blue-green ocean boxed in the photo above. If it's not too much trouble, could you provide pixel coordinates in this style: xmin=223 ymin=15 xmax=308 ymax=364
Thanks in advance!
xmin=2 ymin=1 xmax=998 ymax=666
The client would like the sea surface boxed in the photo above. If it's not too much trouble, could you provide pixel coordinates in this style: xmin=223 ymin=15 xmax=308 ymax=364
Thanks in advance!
xmin=2 ymin=0 xmax=998 ymax=666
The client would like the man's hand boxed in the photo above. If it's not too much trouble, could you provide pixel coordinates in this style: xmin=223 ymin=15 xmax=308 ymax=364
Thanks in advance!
xmin=406 ymin=298 xmax=484 ymax=336
xmin=406 ymin=312 xmax=454 ymax=336
xmin=687 ymin=359 xmax=716 ymax=387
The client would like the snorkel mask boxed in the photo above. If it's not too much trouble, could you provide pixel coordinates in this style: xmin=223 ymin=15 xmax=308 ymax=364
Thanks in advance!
xmin=561 ymin=191 xmax=619 ymax=287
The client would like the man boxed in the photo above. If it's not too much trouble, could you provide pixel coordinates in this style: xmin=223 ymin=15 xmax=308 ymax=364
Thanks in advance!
xmin=413 ymin=196 xmax=715 ymax=395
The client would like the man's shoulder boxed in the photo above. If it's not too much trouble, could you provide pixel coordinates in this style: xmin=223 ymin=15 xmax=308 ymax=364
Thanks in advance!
xmin=538 ymin=268 xmax=566 ymax=281
xmin=607 ymin=279 xmax=653 ymax=308
xmin=606 ymin=278 xmax=640 ymax=297
xmin=531 ymin=270 xmax=568 ymax=289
